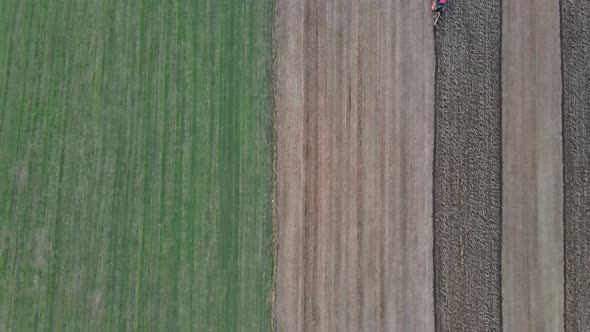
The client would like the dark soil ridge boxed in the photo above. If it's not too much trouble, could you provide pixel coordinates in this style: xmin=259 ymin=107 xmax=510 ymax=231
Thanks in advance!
xmin=433 ymin=0 xmax=503 ymax=330
xmin=561 ymin=1 xmax=590 ymax=330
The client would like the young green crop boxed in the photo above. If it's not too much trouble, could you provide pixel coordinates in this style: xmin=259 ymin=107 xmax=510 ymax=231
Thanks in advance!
xmin=0 ymin=1 xmax=274 ymax=330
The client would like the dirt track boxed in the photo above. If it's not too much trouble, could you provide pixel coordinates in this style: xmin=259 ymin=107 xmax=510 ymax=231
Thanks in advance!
xmin=561 ymin=1 xmax=590 ymax=330
xmin=501 ymin=0 xmax=563 ymax=330
xmin=433 ymin=0 xmax=503 ymax=330
xmin=274 ymin=0 xmax=434 ymax=330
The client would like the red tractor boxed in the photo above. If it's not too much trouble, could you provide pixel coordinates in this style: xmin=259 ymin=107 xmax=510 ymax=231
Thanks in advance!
xmin=432 ymin=0 xmax=447 ymax=26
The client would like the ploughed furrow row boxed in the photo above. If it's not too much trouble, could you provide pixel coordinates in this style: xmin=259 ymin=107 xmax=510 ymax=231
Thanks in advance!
xmin=561 ymin=1 xmax=590 ymax=330
xmin=433 ymin=0 xmax=503 ymax=330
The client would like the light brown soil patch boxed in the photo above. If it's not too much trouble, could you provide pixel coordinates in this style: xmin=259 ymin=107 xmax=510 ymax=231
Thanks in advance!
xmin=274 ymin=1 xmax=434 ymax=330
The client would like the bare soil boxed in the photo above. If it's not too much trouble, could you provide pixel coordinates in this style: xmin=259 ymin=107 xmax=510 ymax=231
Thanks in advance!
xmin=274 ymin=0 xmax=434 ymax=331
xmin=501 ymin=0 xmax=564 ymax=330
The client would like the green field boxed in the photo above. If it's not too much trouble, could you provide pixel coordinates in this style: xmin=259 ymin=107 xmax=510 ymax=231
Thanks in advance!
xmin=0 ymin=0 xmax=274 ymax=330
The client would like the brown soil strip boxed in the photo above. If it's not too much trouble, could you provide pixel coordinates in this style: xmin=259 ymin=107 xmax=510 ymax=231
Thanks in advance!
xmin=274 ymin=0 xmax=434 ymax=330
xmin=501 ymin=0 xmax=564 ymax=330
